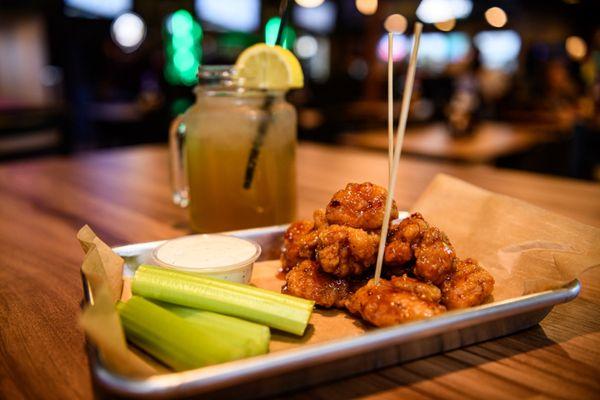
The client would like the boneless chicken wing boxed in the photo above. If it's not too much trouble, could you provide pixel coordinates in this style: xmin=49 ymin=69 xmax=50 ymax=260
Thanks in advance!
xmin=390 ymin=275 xmax=442 ymax=303
xmin=316 ymin=225 xmax=379 ymax=278
xmin=384 ymin=213 xmax=429 ymax=266
xmin=441 ymin=258 xmax=495 ymax=309
xmin=384 ymin=213 xmax=456 ymax=284
xmin=326 ymin=183 xmax=398 ymax=230
xmin=383 ymin=239 xmax=412 ymax=268
xmin=345 ymin=276 xmax=446 ymax=327
xmin=413 ymin=227 xmax=456 ymax=285
xmin=392 ymin=213 xmax=429 ymax=243
xmin=282 ymin=260 xmax=353 ymax=308
xmin=280 ymin=220 xmax=318 ymax=272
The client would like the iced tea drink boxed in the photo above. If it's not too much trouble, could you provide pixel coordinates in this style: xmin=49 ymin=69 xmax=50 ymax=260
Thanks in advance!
xmin=170 ymin=66 xmax=297 ymax=232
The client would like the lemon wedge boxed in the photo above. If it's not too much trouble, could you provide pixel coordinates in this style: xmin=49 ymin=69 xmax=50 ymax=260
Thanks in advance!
xmin=234 ymin=43 xmax=304 ymax=90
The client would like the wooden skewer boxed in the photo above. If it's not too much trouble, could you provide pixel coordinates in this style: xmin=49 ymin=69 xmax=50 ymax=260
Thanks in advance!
xmin=374 ymin=22 xmax=423 ymax=285
xmin=387 ymin=32 xmax=394 ymax=182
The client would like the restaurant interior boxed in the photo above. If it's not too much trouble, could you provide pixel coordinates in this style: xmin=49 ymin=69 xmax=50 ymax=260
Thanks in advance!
xmin=2 ymin=2 xmax=600 ymax=399
xmin=1 ymin=0 xmax=599 ymax=180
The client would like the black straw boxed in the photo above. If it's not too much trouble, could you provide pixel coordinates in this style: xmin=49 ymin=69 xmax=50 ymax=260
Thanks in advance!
xmin=243 ymin=0 xmax=292 ymax=190
xmin=275 ymin=0 xmax=291 ymax=47
xmin=242 ymin=95 xmax=275 ymax=189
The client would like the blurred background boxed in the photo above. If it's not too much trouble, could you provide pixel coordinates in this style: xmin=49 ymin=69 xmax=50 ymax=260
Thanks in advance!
xmin=0 ymin=0 xmax=598 ymax=180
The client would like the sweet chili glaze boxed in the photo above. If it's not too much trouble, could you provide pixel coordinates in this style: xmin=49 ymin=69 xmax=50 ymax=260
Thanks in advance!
xmin=345 ymin=276 xmax=446 ymax=327
xmin=325 ymin=183 xmax=399 ymax=230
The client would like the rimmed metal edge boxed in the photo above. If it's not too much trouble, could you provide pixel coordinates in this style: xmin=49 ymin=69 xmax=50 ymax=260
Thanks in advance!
xmin=82 ymin=224 xmax=581 ymax=399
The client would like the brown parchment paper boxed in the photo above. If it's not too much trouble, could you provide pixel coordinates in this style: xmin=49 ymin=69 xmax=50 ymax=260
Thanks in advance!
xmin=78 ymin=174 xmax=600 ymax=376
xmin=78 ymin=226 xmax=157 ymax=377
xmin=411 ymin=174 xmax=600 ymax=300
xmin=77 ymin=225 xmax=124 ymax=303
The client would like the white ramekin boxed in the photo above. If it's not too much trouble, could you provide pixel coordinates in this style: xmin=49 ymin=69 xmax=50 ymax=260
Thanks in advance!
xmin=151 ymin=234 xmax=261 ymax=284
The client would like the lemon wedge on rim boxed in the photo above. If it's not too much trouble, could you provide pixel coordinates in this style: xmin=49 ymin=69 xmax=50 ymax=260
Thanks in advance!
xmin=234 ymin=43 xmax=304 ymax=90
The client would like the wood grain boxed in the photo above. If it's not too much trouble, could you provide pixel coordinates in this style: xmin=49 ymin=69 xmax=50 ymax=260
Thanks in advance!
xmin=0 ymin=143 xmax=598 ymax=400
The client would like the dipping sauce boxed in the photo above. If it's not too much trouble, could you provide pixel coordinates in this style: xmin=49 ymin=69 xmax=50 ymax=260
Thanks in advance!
xmin=152 ymin=234 xmax=261 ymax=284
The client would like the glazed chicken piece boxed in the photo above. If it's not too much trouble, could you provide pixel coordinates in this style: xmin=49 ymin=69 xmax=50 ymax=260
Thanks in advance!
xmin=413 ymin=227 xmax=456 ymax=285
xmin=313 ymin=208 xmax=328 ymax=230
xmin=384 ymin=213 xmax=456 ymax=285
xmin=390 ymin=274 xmax=442 ymax=303
xmin=383 ymin=240 xmax=412 ymax=268
xmin=283 ymin=260 xmax=353 ymax=308
xmin=345 ymin=276 xmax=446 ymax=327
xmin=316 ymin=225 xmax=380 ymax=278
xmin=280 ymin=220 xmax=318 ymax=272
xmin=441 ymin=258 xmax=495 ymax=309
xmin=326 ymin=182 xmax=399 ymax=230
xmin=384 ymin=213 xmax=429 ymax=266
xmin=392 ymin=213 xmax=430 ymax=243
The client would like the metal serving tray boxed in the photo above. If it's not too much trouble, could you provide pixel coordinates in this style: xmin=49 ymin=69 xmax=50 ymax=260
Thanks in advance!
xmin=82 ymin=225 xmax=580 ymax=399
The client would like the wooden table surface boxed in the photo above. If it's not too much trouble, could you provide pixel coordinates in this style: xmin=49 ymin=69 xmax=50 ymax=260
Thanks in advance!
xmin=0 ymin=143 xmax=598 ymax=399
xmin=340 ymin=122 xmax=553 ymax=163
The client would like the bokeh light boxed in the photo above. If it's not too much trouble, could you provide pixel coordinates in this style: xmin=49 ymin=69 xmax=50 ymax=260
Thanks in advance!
xmin=173 ymin=50 xmax=196 ymax=71
xmin=384 ymin=14 xmax=407 ymax=34
xmin=66 ymin=0 xmax=132 ymax=18
xmin=295 ymin=0 xmax=325 ymax=7
xmin=377 ymin=32 xmax=470 ymax=70
xmin=295 ymin=35 xmax=319 ymax=59
xmin=195 ymin=0 xmax=260 ymax=32
xmin=376 ymin=34 xmax=409 ymax=62
xmin=434 ymin=18 xmax=456 ymax=32
xmin=265 ymin=17 xmax=296 ymax=50
xmin=447 ymin=32 xmax=470 ymax=62
xmin=474 ymin=30 xmax=521 ymax=71
xmin=485 ymin=7 xmax=507 ymax=28
xmin=418 ymin=32 xmax=449 ymax=67
xmin=293 ymin=1 xmax=337 ymax=34
xmin=356 ymin=0 xmax=378 ymax=16
xmin=565 ymin=36 xmax=587 ymax=61
xmin=416 ymin=0 xmax=472 ymax=23
xmin=111 ymin=12 xmax=146 ymax=53
xmin=164 ymin=10 xmax=202 ymax=86
xmin=168 ymin=10 xmax=193 ymax=35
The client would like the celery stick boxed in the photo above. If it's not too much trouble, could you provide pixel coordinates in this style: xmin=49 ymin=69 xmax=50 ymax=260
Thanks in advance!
xmin=156 ymin=302 xmax=270 ymax=356
xmin=132 ymin=265 xmax=314 ymax=336
xmin=139 ymin=264 xmax=313 ymax=311
xmin=117 ymin=296 xmax=246 ymax=371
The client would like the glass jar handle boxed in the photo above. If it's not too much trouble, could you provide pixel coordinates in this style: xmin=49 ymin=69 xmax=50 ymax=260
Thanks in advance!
xmin=169 ymin=115 xmax=189 ymax=208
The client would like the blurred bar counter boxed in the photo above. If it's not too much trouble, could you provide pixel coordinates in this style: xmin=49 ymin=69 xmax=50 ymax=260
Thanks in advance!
xmin=339 ymin=122 xmax=556 ymax=164
xmin=338 ymin=119 xmax=600 ymax=180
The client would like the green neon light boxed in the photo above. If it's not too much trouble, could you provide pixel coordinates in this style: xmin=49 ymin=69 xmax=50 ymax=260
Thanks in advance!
xmin=264 ymin=17 xmax=296 ymax=50
xmin=164 ymin=9 xmax=202 ymax=86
